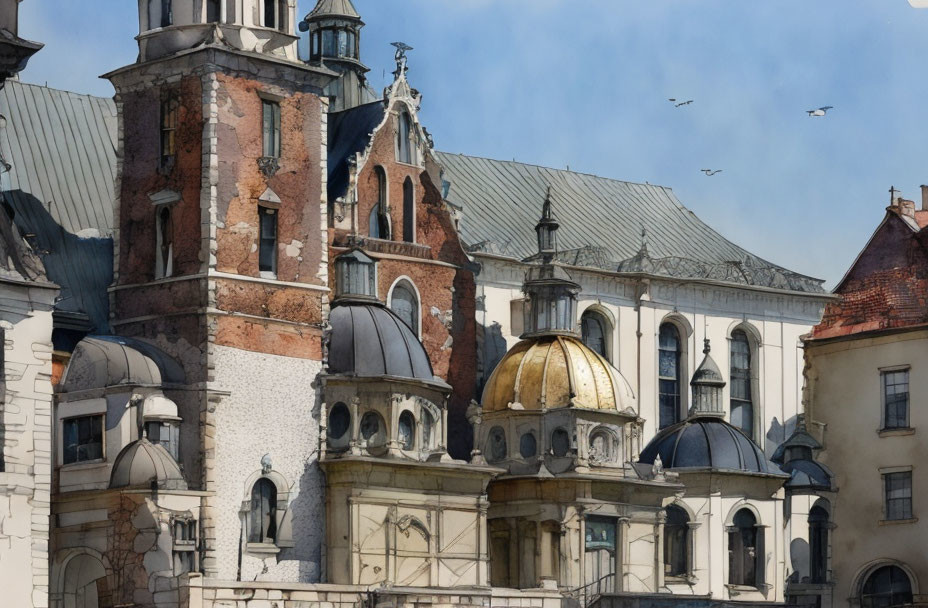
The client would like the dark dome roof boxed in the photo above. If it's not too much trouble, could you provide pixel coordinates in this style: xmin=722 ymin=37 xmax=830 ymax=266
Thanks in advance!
xmin=781 ymin=459 xmax=833 ymax=490
xmin=639 ymin=417 xmax=785 ymax=476
xmin=327 ymin=302 xmax=443 ymax=385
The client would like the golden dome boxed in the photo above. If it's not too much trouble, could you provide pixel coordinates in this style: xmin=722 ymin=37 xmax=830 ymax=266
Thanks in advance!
xmin=481 ymin=335 xmax=636 ymax=413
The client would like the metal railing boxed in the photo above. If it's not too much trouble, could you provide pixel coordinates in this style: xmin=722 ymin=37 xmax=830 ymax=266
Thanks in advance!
xmin=566 ymin=573 xmax=616 ymax=607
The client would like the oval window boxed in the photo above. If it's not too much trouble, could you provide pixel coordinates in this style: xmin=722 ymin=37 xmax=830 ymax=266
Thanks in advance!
xmin=552 ymin=428 xmax=570 ymax=458
xmin=520 ymin=433 xmax=537 ymax=459
xmin=328 ymin=403 xmax=350 ymax=440
xmin=360 ymin=412 xmax=386 ymax=447
xmin=487 ymin=426 xmax=507 ymax=462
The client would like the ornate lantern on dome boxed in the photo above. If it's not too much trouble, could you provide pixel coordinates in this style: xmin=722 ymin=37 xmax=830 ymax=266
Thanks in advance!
xmin=690 ymin=338 xmax=726 ymax=417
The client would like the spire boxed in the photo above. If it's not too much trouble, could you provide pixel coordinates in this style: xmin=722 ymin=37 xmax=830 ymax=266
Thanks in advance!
xmin=521 ymin=190 xmax=580 ymax=338
xmin=689 ymin=338 xmax=725 ymax=418
xmin=306 ymin=0 xmax=361 ymax=20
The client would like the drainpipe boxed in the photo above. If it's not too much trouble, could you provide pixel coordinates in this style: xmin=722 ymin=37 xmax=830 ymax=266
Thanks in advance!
xmin=634 ymin=279 xmax=650 ymax=418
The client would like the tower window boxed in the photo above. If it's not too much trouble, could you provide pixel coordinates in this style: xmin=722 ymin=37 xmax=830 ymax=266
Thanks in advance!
xmin=263 ymin=0 xmax=286 ymax=31
xmin=397 ymin=111 xmax=414 ymax=164
xmin=172 ymin=518 xmax=197 ymax=575
xmin=62 ymin=415 xmax=104 ymax=465
xmin=206 ymin=0 xmax=221 ymax=23
xmin=160 ymin=93 xmax=179 ymax=167
xmin=248 ymin=478 xmax=277 ymax=543
xmin=146 ymin=420 xmax=180 ymax=461
xmin=730 ymin=330 xmax=754 ymax=438
xmin=808 ymin=505 xmax=829 ymax=584
xmin=882 ymin=369 xmax=909 ymax=430
xmin=664 ymin=505 xmax=690 ymax=578
xmin=160 ymin=0 xmax=173 ymax=27
xmin=390 ymin=279 xmax=419 ymax=334
xmin=658 ymin=323 xmax=682 ymax=429
xmin=398 ymin=411 xmax=416 ymax=451
xmin=322 ymin=29 xmax=336 ymax=56
xmin=155 ymin=205 xmax=174 ymax=279
xmin=369 ymin=166 xmax=390 ymax=239
xmin=402 ymin=177 xmax=414 ymax=242
xmin=258 ymin=207 xmax=278 ymax=277
xmin=581 ymin=310 xmax=609 ymax=360
xmin=262 ymin=99 xmax=281 ymax=158
xmin=728 ymin=509 xmax=762 ymax=588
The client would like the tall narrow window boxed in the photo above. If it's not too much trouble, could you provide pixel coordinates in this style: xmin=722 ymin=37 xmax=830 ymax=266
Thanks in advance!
xmin=160 ymin=93 xmax=179 ymax=167
xmin=884 ymin=471 xmax=913 ymax=521
xmin=882 ymin=369 xmax=909 ymax=430
xmin=397 ymin=111 xmax=413 ymax=164
xmin=146 ymin=420 xmax=180 ymax=461
xmin=160 ymin=0 xmax=173 ymax=27
xmin=248 ymin=478 xmax=277 ymax=543
xmin=861 ymin=566 xmax=913 ymax=608
xmin=263 ymin=0 xmax=276 ymax=29
xmin=390 ymin=280 xmax=418 ymax=333
xmin=62 ymin=415 xmax=104 ymax=465
xmin=728 ymin=509 xmax=761 ymax=587
xmin=581 ymin=311 xmax=608 ymax=359
xmin=808 ymin=506 xmax=828 ymax=584
xmin=155 ymin=205 xmax=174 ymax=279
xmin=322 ymin=28 xmax=336 ymax=56
xmin=206 ymin=0 xmax=221 ymax=22
xmin=730 ymin=330 xmax=753 ymax=438
xmin=172 ymin=518 xmax=197 ymax=575
xmin=262 ymin=99 xmax=281 ymax=158
xmin=402 ymin=177 xmax=414 ymax=243
xmin=369 ymin=166 xmax=390 ymax=239
xmin=664 ymin=505 xmax=689 ymax=578
xmin=258 ymin=207 xmax=278 ymax=276
xmin=658 ymin=323 xmax=682 ymax=429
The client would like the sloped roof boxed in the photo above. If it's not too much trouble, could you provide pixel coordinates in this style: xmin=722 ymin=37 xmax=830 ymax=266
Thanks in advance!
xmin=327 ymin=100 xmax=385 ymax=203
xmin=434 ymin=152 xmax=825 ymax=294
xmin=0 ymin=80 xmax=116 ymax=336
xmin=307 ymin=0 xmax=361 ymax=20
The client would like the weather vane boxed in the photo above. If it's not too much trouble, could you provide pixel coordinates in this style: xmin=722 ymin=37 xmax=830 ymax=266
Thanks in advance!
xmin=391 ymin=41 xmax=413 ymax=78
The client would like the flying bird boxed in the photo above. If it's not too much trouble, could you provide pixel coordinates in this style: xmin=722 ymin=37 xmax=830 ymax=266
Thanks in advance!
xmin=807 ymin=106 xmax=833 ymax=117
xmin=700 ymin=169 xmax=722 ymax=176
xmin=675 ymin=100 xmax=694 ymax=107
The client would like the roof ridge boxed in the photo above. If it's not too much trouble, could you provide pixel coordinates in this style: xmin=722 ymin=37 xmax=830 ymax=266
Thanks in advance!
xmin=14 ymin=79 xmax=112 ymax=103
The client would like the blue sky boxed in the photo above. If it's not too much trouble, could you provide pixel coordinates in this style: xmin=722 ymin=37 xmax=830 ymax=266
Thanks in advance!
xmin=17 ymin=1 xmax=928 ymax=287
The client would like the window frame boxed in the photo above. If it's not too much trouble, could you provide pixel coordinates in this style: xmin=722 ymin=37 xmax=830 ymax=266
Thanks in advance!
xmin=388 ymin=277 xmax=420 ymax=336
xmin=61 ymin=414 xmax=105 ymax=466
xmin=808 ymin=505 xmax=829 ymax=584
xmin=258 ymin=205 xmax=278 ymax=278
xmin=160 ymin=0 xmax=173 ymax=28
xmin=172 ymin=517 xmax=198 ymax=575
xmin=145 ymin=419 xmax=180 ymax=461
xmin=729 ymin=329 xmax=754 ymax=439
xmin=664 ymin=504 xmax=692 ymax=580
xmin=402 ymin=177 xmax=415 ymax=243
xmin=397 ymin=111 xmax=415 ymax=165
xmin=658 ymin=322 xmax=683 ymax=429
xmin=860 ymin=564 xmax=914 ymax=608
xmin=154 ymin=204 xmax=174 ymax=279
xmin=880 ymin=366 xmax=911 ymax=431
xmin=205 ymin=0 xmax=221 ymax=23
xmin=261 ymin=98 xmax=281 ymax=159
xmin=882 ymin=470 xmax=914 ymax=522
xmin=160 ymin=92 xmax=179 ymax=169
xmin=727 ymin=508 xmax=764 ymax=589
xmin=248 ymin=477 xmax=278 ymax=544
xmin=581 ymin=309 xmax=611 ymax=361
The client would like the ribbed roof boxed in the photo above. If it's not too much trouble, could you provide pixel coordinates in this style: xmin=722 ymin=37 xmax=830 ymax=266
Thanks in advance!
xmin=0 ymin=80 xmax=116 ymax=335
xmin=781 ymin=458 xmax=833 ymax=490
xmin=327 ymin=301 xmax=442 ymax=385
xmin=109 ymin=438 xmax=186 ymax=490
xmin=60 ymin=336 xmax=186 ymax=393
xmin=435 ymin=152 xmax=824 ymax=293
xmin=639 ymin=417 xmax=785 ymax=476
xmin=307 ymin=0 xmax=360 ymax=20
xmin=481 ymin=335 xmax=636 ymax=413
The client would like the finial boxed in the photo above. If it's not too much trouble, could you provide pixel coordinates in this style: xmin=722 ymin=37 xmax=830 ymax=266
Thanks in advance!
xmin=703 ymin=338 xmax=711 ymax=355
xmin=391 ymin=42 xmax=413 ymax=78
xmin=890 ymin=185 xmax=899 ymax=205
xmin=639 ymin=225 xmax=649 ymax=253
xmin=542 ymin=186 xmax=552 ymax=218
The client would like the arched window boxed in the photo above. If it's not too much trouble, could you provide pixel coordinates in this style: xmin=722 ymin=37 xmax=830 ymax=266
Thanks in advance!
xmin=581 ymin=310 xmax=608 ymax=359
xmin=728 ymin=509 xmax=762 ymax=587
xmin=248 ymin=478 xmax=277 ymax=543
xmin=730 ymin=330 xmax=754 ymax=438
xmin=658 ymin=323 xmax=682 ymax=429
xmin=327 ymin=402 xmax=350 ymax=442
xmin=551 ymin=428 xmax=570 ymax=458
xmin=664 ymin=505 xmax=689 ymax=578
xmin=360 ymin=411 xmax=387 ymax=449
xmin=390 ymin=280 xmax=418 ymax=333
xmin=155 ymin=205 xmax=174 ymax=279
xmin=861 ymin=566 xmax=913 ymax=608
xmin=520 ymin=432 xmax=537 ymax=459
xmin=808 ymin=506 xmax=828 ymax=584
xmin=398 ymin=411 xmax=416 ymax=451
xmin=402 ymin=177 xmax=414 ymax=242
xmin=369 ymin=166 xmax=390 ymax=239
xmin=397 ymin=111 xmax=413 ymax=164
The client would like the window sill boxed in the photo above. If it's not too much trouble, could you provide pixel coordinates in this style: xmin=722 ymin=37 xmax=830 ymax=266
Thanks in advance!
xmin=259 ymin=271 xmax=278 ymax=280
xmin=666 ymin=574 xmax=697 ymax=585
xmin=879 ymin=427 xmax=915 ymax=437
xmin=245 ymin=543 xmax=280 ymax=555
xmin=879 ymin=517 xmax=918 ymax=526
xmin=59 ymin=459 xmax=107 ymax=472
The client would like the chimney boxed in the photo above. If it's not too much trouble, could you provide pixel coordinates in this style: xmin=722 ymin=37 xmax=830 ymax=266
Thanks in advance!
xmin=921 ymin=185 xmax=928 ymax=211
xmin=899 ymin=199 xmax=916 ymax=219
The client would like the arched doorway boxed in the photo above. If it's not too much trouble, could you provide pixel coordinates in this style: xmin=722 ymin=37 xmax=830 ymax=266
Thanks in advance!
xmin=62 ymin=553 xmax=109 ymax=608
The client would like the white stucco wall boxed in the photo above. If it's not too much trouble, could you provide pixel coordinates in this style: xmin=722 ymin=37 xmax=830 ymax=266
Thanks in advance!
xmin=0 ymin=290 xmax=56 ymax=608
xmin=210 ymin=344 xmax=324 ymax=583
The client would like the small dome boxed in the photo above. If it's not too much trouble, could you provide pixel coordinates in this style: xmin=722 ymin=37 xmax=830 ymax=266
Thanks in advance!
xmin=691 ymin=351 xmax=724 ymax=386
xmin=481 ymin=335 xmax=635 ymax=413
xmin=639 ymin=418 xmax=784 ymax=476
xmin=61 ymin=336 xmax=185 ymax=393
xmin=781 ymin=459 xmax=834 ymax=490
xmin=327 ymin=302 xmax=445 ymax=386
xmin=109 ymin=439 xmax=187 ymax=490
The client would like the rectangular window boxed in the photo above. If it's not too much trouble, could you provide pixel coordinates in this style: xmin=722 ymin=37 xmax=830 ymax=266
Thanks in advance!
xmin=160 ymin=0 xmax=173 ymax=27
xmin=206 ymin=0 xmax=221 ymax=23
xmin=258 ymin=206 xmax=278 ymax=276
xmin=883 ymin=369 xmax=909 ymax=429
xmin=172 ymin=518 xmax=197 ymax=575
xmin=146 ymin=420 xmax=180 ymax=461
xmin=62 ymin=415 xmax=104 ymax=465
xmin=884 ymin=471 xmax=913 ymax=520
xmin=160 ymin=94 xmax=179 ymax=167
xmin=262 ymin=100 xmax=281 ymax=158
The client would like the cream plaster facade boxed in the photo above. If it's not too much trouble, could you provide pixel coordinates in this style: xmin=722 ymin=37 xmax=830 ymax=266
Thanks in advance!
xmin=806 ymin=328 xmax=928 ymax=607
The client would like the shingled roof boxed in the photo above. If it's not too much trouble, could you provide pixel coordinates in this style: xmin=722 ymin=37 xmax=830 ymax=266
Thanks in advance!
xmin=0 ymin=80 xmax=116 ymax=339
xmin=434 ymin=152 xmax=825 ymax=294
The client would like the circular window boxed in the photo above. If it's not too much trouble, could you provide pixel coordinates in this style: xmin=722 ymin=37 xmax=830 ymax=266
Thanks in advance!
xmin=552 ymin=428 xmax=570 ymax=458
xmin=487 ymin=426 xmax=507 ymax=462
xmin=327 ymin=403 xmax=350 ymax=440
xmin=398 ymin=411 xmax=416 ymax=451
xmin=360 ymin=412 xmax=386 ymax=447
xmin=519 ymin=433 xmax=537 ymax=459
